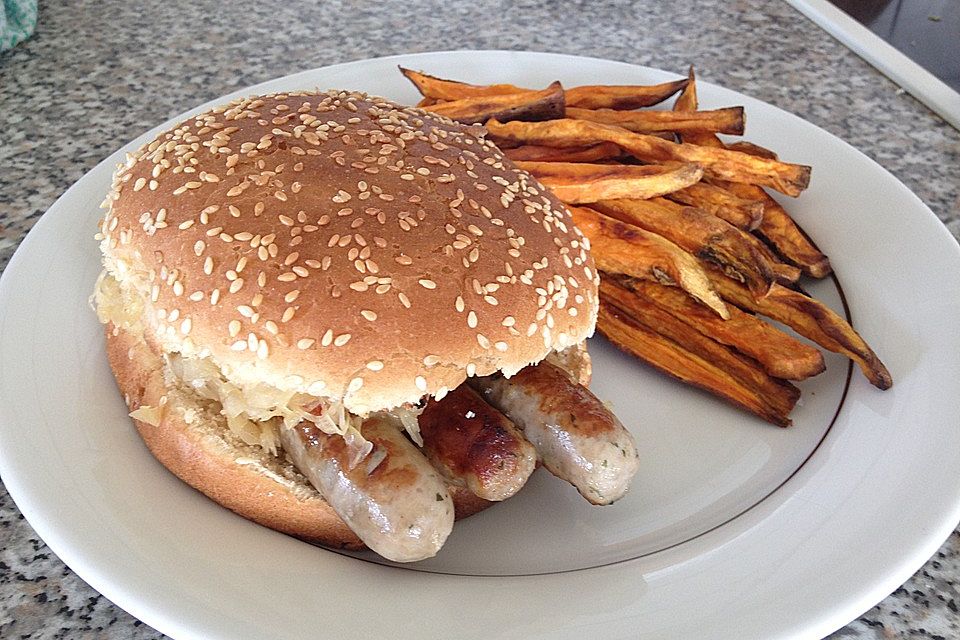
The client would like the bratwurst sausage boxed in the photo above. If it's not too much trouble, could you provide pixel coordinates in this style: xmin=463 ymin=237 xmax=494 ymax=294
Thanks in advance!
xmin=470 ymin=361 xmax=640 ymax=505
xmin=280 ymin=414 xmax=454 ymax=562
xmin=418 ymin=385 xmax=537 ymax=501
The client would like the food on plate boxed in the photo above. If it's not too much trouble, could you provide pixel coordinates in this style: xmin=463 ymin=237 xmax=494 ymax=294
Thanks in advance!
xmin=567 ymin=205 xmax=728 ymax=318
xmin=470 ymin=361 xmax=639 ymax=504
xmin=399 ymin=65 xmax=891 ymax=426
xmin=400 ymin=66 xmax=688 ymax=109
xmin=514 ymin=161 xmax=703 ymax=203
xmin=424 ymin=81 xmax=565 ymax=125
xmin=589 ymin=198 xmax=776 ymax=298
xmin=662 ymin=181 xmax=764 ymax=230
xmin=706 ymin=275 xmax=893 ymax=390
xmin=504 ymin=142 xmax=624 ymax=163
xmin=566 ymin=105 xmax=745 ymax=135
xmin=418 ymin=384 xmax=537 ymax=502
xmin=93 ymin=90 xmax=639 ymax=562
xmin=486 ymin=118 xmax=811 ymax=197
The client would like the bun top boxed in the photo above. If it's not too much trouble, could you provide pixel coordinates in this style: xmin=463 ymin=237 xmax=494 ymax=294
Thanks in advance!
xmin=98 ymin=90 xmax=598 ymax=414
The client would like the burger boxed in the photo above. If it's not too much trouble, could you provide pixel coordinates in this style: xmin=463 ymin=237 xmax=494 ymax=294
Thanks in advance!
xmin=93 ymin=90 xmax=639 ymax=562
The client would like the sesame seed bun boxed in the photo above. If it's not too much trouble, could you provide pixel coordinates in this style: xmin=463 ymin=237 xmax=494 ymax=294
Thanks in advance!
xmin=104 ymin=320 xmax=493 ymax=549
xmin=98 ymin=90 xmax=599 ymax=414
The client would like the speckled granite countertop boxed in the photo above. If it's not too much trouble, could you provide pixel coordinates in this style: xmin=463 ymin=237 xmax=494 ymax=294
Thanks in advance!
xmin=1 ymin=1 xmax=958 ymax=638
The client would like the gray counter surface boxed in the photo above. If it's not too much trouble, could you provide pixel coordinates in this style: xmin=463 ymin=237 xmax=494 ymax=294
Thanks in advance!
xmin=1 ymin=1 xmax=958 ymax=638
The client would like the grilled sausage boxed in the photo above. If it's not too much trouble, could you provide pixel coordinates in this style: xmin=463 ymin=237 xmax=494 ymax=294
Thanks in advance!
xmin=280 ymin=414 xmax=454 ymax=562
xmin=470 ymin=361 xmax=640 ymax=505
xmin=418 ymin=385 xmax=537 ymax=501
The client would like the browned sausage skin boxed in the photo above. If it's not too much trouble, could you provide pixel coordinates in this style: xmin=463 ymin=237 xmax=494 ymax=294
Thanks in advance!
xmin=470 ymin=361 xmax=640 ymax=505
xmin=280 ymin=414 xmax=454 ymax=562
xmin=418 ymin=385 xmax=537 ymax=501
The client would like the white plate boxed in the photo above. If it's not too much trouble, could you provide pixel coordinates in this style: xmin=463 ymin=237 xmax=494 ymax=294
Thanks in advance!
xmin=1 ymin=50 xmax=959 ymax=640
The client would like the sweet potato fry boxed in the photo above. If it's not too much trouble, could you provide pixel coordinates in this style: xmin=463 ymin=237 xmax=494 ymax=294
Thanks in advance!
xmin=648 ymin=196 xmax=800 ymax=283
xmin=733 ymin=184 xmax=832 ymax=278
xmin=611 ymin=275 xmax=825 ymax=380
xmin=673 ymin=65 xmax=698 ymax=113
xmin=400 ymin=67 xmax=525 ymax=100
xmin=515 ymin=161 xmax=703 ymax=203
xmin=401 ymin=67 xmax=687 ymax=110
xmin=601 ymin=278 xmax=801 ymax=417
xmin=567 ymin=206 xmax=728 ymax=318
xmin=664 ymin=181 xmax=764 ymax=230
xmin=726 ymin=141 xmax=779 ymax=160
xmin=425 ymin=82 xmax=564 ymax=125
xmin=504 ymin=142 xmax=623 ymax=163
xmin=598 ymin=301 xmax=795 ymax=426
xmin=486 ymin=118 xmax=811 ymax=196
xmin=591 ymin=198 xmax=775 ymax=298
xmin=567 ymin=106 xmax=745 ymax=135
xmin=709 ymin=275 xmax=892 ymax=389
xmin=677 ymin=115 xmax=831 ymax=277
xmin=565 ymin=78 xmax=689 ymax=109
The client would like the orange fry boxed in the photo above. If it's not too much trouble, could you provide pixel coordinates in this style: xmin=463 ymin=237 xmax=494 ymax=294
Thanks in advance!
xmin=591 ymin=198 xmax=776 ymax=298
xmin=664 ymin=181 xmax=764 ymax=230
xmin=400 ymin=66 xmax=687 ymax=110
xmin=601 ymin=278 xmax=801 ymax=418
xmin=516 ymin=161 xmax=703 ymax=203
xmin=598 ymin=301 xmax=795 ymax=426
xmin=504 ymin=142 xmax=624 ymax=163
xmin=567 ymin=205 xmax=728 ymax=318
xmin=487 ymin=118 xmax=811 ymax=196
xmin=710 ymin=275 xmax=892 ymax=389
xmin=400 ymin=67 xmax=525 ymax=100
xmin=567 ymin=106 xmax=745 ymax=135
xmin=424 ymin=82 xmax=564 ymax=125
xmin=612 ymin=276 xmax=825 ymax=380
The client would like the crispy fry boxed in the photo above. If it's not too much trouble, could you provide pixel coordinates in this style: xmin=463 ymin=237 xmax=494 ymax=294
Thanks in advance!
xmin=709 ymin=275 xmax=892 ymax=389
xmin=598 ymin=301 xmax=795 ymax=426
xmin=601 ymin=278 xmax=801 ymax=417
xmin=591 ymin=198 xmax=775 ymax=298
xmin=673 ymin=65 xmax=698 ymax=112
xmin=487 ymin=118 xmax=811 ymax=196
xmin=726 ymin=141 xmax=779 ymax=160
xmin=504 ymin=142 xmax=623 ymax=163
xmin=611 ymin=275 xmax=825 ymax=380
xmin=565 ymin=78 xmax=689 ymax=109
xmin=712 ymin=180 xmax=832 ymax=277
xmin=515 ymin=161 xmax=703 ymax=203
xmin=400 ymin=66 xmax=687 ymax=110
xmin=678 ymin=119 xmax=831 ymax=277
xmin=648 ymin=196 xmax=799 ymax=282
xmin=567 ymin=106 xmax=745 ymax=135
xmin=567 ymin=205 xmax=728 ymax=318
xmin=664 ymin=181 xmax=764 ymax=230
xmin=424 ymin=82 xmax=565 ymax=125
xmin=399 ymin=67 xmax=525 ymax=100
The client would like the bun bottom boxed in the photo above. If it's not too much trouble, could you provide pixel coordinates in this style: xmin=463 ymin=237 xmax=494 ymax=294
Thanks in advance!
xmin=104 ymin=323 xmax=493 ymax=550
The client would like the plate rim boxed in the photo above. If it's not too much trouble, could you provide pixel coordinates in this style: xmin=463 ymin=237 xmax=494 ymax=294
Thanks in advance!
xmin=2 ymin=49 xmax=960 ymax=640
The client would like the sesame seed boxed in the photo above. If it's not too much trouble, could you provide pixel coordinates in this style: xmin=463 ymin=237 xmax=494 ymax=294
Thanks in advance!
xmin=366 ymin=360 xmax=384 ymax=371
xmin=334 ymin=333 xmax=351 ymax=347
xmin=415 ymin=376 xmax=428 ymax=392
xmin=360 ymin=309 xmax=377 ymax=321
xmin=348 ymin=377 xmax=364 ymax=392
xmin=398 ymin=292 xmax=411 ymax=308
xmin=467 ymin=311 xmax=478 ymax=328
xmin=418 ymin=279 xmax=436 ymax=290
xmin=282 ymin=307 xmax=296 ymax=323
xmin=228 ymin=320 xmax=241 ymax=337
xmin=423 ymin=355 xmax=440 ymax=366
xmin=297 ymin=338 xmax=315 ymax=349
xmin=321 ymin=329 xmax=333 ymax=346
